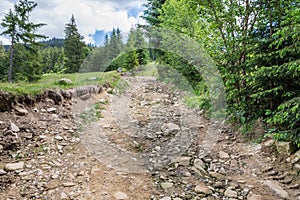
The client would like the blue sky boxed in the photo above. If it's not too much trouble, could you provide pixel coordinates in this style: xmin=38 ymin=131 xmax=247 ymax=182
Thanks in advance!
xmin=91 ymin=6 xmax=143 ymax=46
xmin=0 ymin=0 xmax=146 ymax=46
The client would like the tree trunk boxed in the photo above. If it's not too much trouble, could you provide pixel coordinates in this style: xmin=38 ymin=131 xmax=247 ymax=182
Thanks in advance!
xmin=8 ymin=37 xmax=14 ymax=83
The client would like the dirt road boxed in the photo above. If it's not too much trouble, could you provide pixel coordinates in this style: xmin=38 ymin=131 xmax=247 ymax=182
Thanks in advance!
xmin=0 ymin=76 xmax=299 ymax=199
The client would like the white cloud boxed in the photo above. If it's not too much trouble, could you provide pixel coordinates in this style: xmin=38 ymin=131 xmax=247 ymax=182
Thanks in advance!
xmin=0 ymin=0 xmax=146 ymax=45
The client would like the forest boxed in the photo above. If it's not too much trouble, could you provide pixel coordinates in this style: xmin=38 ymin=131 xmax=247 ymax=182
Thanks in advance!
xmin=0 ymin=0 xmax=300 ymax=147
xmin=142 ymin=0 xmax=300 ymax=147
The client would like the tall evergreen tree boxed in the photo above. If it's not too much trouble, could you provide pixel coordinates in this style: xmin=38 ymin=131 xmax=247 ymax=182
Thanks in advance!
xmin=0 ymin=42 xmax=8 ymax=80
xmin=124 ymin=28 xmax=139 ymax=70
xmin=133 ymin=28 xmax=149 ymax=65
xmin=108 ymin=28 xmax=123 ymax=60
xmin=14 ymin=44 xmax=43 ymax=82
xmin=41 ymin=47 xmax=65 ymax=73
xmin=142 ymin=0 xmax=166 ymax=26
xmin=0 ymin=0 xmax=46 ymax=82
xmin=64 ymin=15 xmax=86 ymax=73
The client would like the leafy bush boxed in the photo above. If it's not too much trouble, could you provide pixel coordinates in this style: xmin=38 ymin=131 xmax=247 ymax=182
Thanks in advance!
xmin=266 ymin=97 xmax=300 ymax=147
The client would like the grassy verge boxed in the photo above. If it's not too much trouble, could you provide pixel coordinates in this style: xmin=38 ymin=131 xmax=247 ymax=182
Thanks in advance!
xmin=134 ymin=62 xmax=158 ymax=77
xmin=0 ymin=71 xmax=121 ymax=95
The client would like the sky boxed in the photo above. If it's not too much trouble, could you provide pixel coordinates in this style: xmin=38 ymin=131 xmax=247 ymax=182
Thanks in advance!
xmin=0 ymin=0 xmax=147 ymax=46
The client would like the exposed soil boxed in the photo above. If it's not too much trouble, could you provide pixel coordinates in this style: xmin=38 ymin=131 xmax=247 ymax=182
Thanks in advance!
xmin=0 ymin=76 xmax=299 ymax=200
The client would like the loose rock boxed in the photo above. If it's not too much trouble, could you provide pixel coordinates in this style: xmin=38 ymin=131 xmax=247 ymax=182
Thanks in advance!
xmin=14 ymin=106 xmax=28 ymax=116
xmin=263 ymin=180 xmax=289 ymax=199
xmin=247 ymin=193 xmax=263 ymax=200
xmin=47 ymin=107 xmax=57 ymax=113
xmin=0 ymin=169 xmax=7 ymax=175
xmin=114 ymin=191 xmax=128 ymax=199
xmin=4 ymin=162 xmax=24 ymax=171
xmin=171 ymin=156 xmax=191 ymax=166
xmin=219 ymin=151 xmax=230 ymax=159
xmin=160 ymin=197 xmax=171 ymax=200
xmin=58 ymin=78 xmax=73 ymax=85
xmin=60 ymin=192 xmax=69 ymax=200
xmin=62 ymin=182 xmax=75 ymax=187
xmin=46 ymin=180 xmax=60 ymax=190
xmin=195 ymin=183 xmax=212 ymax=194
xmin=10 ymin=122 xmax=20 ymax=132
xmin=224 ymin=187 xmax=238 ymax=198
xmin=161 ymin=123 xmax=180 ymax=135
xmin=161 ymin=182 xmax=174 ymax=189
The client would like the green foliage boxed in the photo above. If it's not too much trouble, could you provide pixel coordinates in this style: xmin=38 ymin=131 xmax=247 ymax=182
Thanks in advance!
xmin=41 ymin=47 xmax=65 ymax=73
xmin=41 ymin=37 xmax=64 ymax=48
xmin=81 ymin=28 xmax=124 ymax=72
xmin=11 ymin=44 xmax=43 ymax=82
xmin=0 ymin=0 xmax=47 ymax=82
xmin=80 ymin=47 xmax=108 ymax=72
xmin=64 ymin=15 xmax=87 ymax=73
xmin=105 ymin=53 xmax=127 ymax=72
xmin=266 ymin=98 xmax=300 ymax=146
xmin=142 ymin=0 xmax=166 ymax=27
xmin=0 ymin=42 xmax=8 ymax=81
xmin=143 ymin=0 xmax=300 ymax=145
xmin=133 ymin=28 xmax=149 ymax=65
xmin=134 ymin=62 xmax=158 ymax=77
xmin=0 ymin=71 xmax=120 ymax=95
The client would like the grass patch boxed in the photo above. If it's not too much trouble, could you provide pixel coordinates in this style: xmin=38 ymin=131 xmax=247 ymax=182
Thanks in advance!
xmin=184 ymin=94 xmax=211 ymax=110
xmin=134 ymin=62 xmax=158 ymax=77
xmin=0 ymin=71 xmax=121 ymax=95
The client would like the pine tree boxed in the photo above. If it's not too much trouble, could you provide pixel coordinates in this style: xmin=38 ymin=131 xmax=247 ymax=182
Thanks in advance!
xmin=41 ymin=47 xmax=64 ymax=73
xmin=133 ymin=28 xmax=149 ymax=65
xmin=64 ymin=15 xmax=86 ymax=73
xmin=0 ymin=42 xmax=8 ymax=80
xmin=0 ymin=0 xmax=46 ymax=82
xmin=142 ymin=0 xmax=166 ymax=26
xmin=124 ymin=28 xmax=139 ymax=70
xmin=108 ymin=28 xmax=123 ymax=60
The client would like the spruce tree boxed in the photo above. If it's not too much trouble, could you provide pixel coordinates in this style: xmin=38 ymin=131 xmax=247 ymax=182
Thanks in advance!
xmin=1 ymin=0 xmax=46 ymax=82
xmin=64 ymin=15 xmax=86 ymax=73
xmin=124 ymin=28 xmax=139 ymax=70
xmin=0 ymin=42 xmax=8 ymax=80
xmin=133 ymin=28 xmax=149 ymax=65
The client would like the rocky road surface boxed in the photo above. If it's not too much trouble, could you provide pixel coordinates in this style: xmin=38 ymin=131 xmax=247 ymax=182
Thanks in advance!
xmin=0 ymin=76 xmax=300 ymax=200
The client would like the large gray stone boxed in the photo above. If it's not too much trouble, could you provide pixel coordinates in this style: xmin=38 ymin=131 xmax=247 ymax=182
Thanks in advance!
xmin=46 ymin=179 xmax=60 ymax=190
xmin=219 ymin=151 xmax=230 ymax=159
xmin=224 ymin=187 xmax=238 ymax=198
xmin=114 ymin=192 xmax=128 ymax=199
xmin=276 ymin=141 xmax=298 ymax=156
xmin=195 ymin=183 xmax=212 ymax=194
xmin=0 ymin=169 xmax=7 ymax=175
xmin=4 ymin=162 xmax=24 ymax=171
xmin=161 ymin=182 xmax=174 ymax=189
xmin=263 ymin=180 xmax=289 ymax=199
xmin=171 ymin=156 xmax=191 ymax=166
xmin=47 ymin=107 xmax=57 ymax=113
xmin=295 ymin=150 xmax=300 ymax=158
xmin=194 ymin=159 xmax=207 ymax=171
xmin=58 ymin=78 xmax=73 ymax=85
xmin=294 ymin=164 xmax=300 ymax=171
xmin=79 ymin=93 xmax=91 ymax=100
xmin=161 ymin=123 xmax=180 ymax=135
xmin=14 ymin=106 xmax=28 ymax=116
xmin=263 ymin=139 xmax=275 ymax=147
xmin=10 ymin=122 xmax=20 ymax=132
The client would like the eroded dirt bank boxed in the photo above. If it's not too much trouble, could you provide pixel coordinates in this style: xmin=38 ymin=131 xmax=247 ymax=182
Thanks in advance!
xmin=0 ymin=76 xmax=299 ymax=200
